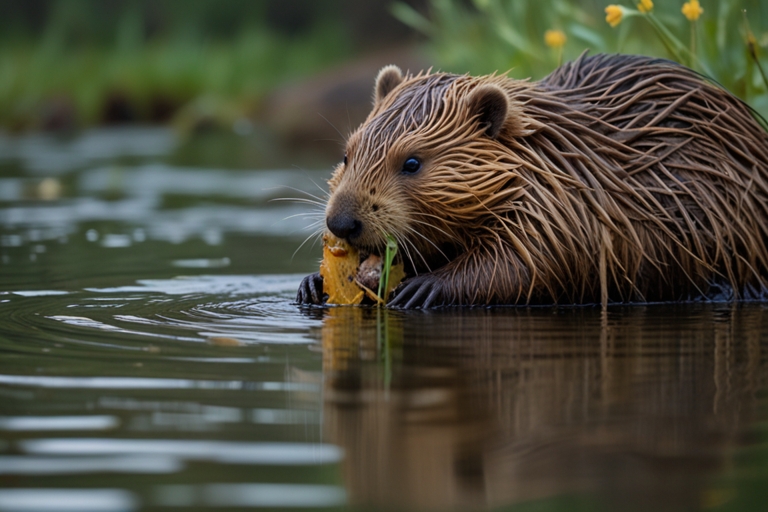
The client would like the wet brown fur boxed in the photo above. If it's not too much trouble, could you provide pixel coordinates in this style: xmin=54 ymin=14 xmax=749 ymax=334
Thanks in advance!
xmin=315 ymin=53 xmax=768 ymax=307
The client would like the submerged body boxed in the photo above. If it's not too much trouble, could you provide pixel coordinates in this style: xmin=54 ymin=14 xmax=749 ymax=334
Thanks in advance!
xmin=297 ymin=53 xmax=768 ymax=308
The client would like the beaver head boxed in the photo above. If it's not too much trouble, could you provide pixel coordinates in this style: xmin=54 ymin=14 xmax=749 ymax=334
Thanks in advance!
xmin=325 ymin=65 xmax=534 ymax=272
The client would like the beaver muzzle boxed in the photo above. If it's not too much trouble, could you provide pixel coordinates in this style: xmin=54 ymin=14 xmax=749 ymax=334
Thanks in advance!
xmin=326 ymin=212 xmax=362 ymax=241
xmin=325 ymin=190 xmax=365 ymax=243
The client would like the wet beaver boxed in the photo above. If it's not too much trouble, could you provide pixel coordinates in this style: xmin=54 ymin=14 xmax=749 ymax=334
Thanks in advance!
xmin=297 ymin=53 xmax=768 ymax=308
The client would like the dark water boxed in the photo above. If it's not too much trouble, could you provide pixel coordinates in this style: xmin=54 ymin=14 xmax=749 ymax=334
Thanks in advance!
xmin=1 ymin=128 xmax=767 ymax=512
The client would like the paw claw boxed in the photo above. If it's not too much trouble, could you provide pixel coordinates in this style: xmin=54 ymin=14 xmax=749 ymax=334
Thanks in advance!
xmin=388 ymin=275 xmax=445 ymax=309
xmin=296 ymin=272 xmax=325 ymax=305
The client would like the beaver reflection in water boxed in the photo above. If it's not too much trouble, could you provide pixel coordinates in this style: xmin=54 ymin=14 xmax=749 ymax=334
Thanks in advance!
xmin=297 ymin=53 xmax=768 ymax=308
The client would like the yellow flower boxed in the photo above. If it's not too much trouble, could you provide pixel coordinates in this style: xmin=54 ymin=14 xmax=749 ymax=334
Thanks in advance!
xmin=637 ymin=0 xmax=653 ymax=13
xmin=544 ymin=29 xmax=567 ymax=49
xmin=605 ymin=5 xmax=624 ymax=28
xmin=682 ymin=0 xmax=703 ymax=21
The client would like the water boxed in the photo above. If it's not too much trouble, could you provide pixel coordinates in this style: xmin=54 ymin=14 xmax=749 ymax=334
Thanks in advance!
xmin=1 ymin=128 xmax=767 ymax=512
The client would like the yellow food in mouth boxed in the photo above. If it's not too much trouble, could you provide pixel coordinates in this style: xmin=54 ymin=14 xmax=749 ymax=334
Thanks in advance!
xmin=319 ymin=233 xmax=405 ymax=305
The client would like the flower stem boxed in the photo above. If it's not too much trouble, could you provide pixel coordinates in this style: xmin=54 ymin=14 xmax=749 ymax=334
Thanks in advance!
xmin=690 ymin=21 xmax=696 ymax=67
xmin=645 ymin=14 xmax=685 ymax=63
xmin=646 ymin=13 xmax=713 ymax=77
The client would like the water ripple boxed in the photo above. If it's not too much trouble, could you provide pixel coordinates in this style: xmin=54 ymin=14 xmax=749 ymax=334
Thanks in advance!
xmin=3 ymin=274 xmax=319 ymax=349
xmin=0 ymin=489 xmax=138 ymax=512
xmin=154 ymin=483 xmax=346 ymax=508
xmin=0 ymin=416 xmax=119 ymax=431
xmin=0 ymin=455 xmax=180 ymax=475
xmin=0 ymin=374 xmax=318 ymax=392
xmin=21 ymin=438 xmax=342 ymax=465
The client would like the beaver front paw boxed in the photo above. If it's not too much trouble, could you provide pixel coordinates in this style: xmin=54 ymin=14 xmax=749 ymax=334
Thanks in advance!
xmin=388 ymin=275 xmax=447 ymax=309
xmin=296 ymin=272 xmax=326 ymax=305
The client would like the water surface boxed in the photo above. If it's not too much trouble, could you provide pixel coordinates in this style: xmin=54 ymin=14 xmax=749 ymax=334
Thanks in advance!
xmin=1 ymin=128 xmax=767 ymax=511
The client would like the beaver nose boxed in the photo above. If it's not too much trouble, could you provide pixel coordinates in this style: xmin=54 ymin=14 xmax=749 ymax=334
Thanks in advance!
xmin=327 ymin=213 xmax=363 ymax=241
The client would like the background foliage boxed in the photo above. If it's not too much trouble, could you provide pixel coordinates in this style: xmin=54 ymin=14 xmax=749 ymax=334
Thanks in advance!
xmin=0 ymin=0 xmax=412 ymax=132
xmin=2 ymin=0 xmax=768 ymax=131
xmin=393 ymin=0 xmax=768 ymax=117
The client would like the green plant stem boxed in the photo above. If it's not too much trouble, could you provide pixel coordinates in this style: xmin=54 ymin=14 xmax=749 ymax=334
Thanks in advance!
xmin=748 ymin=40 xmax=768 ymax=91
xmin=690 ymin=21 xmax=697 ymax=67
xmin=377 ymin=234 xmax=398 ymax=303
xmin=743 ymin=10 xmax=768 ymax=93
xmin=646 ymin=14 xmax=714 ymax=77
xmin=645 ymin=14 xmax=686 ymax=64
xmin=753 ymin=52 xmax=768 ymax=92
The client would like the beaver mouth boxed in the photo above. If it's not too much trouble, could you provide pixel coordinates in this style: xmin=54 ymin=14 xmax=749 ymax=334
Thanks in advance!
xmin=357 ymin=244 xmax=403 ymax=266
xmin=357 ymin=245 xmax=431 ymax=280
xmin=356 ymin=247 xmax=377 ymax=263
xmin=346 ymin=246 xmax=399 ymax=297
xmin=353 ymin=239 xmax=386 ymax=263
xmin=356 ymin=246 xmax=393 ymax=271
xmin=353 ymin=238 xmax=454 ymax=277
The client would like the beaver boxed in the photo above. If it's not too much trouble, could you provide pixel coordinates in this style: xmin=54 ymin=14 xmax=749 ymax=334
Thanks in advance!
xmin=296 ymin=53 xmax=768 ymax=308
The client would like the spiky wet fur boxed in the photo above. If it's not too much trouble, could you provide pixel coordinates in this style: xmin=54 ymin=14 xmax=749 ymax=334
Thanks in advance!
xmin=322 ymin=53 xmax=768 ymax=306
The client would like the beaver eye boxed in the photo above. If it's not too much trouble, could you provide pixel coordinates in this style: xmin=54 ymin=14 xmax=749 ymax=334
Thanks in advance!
xmin=343 ymin=153 xmax=348 ymax=166
xmin=401 ymin=157 xmax=421 ymax=175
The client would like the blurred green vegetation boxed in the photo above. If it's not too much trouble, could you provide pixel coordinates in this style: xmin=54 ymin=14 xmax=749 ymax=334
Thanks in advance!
xmin=5 ymin=0 xmax=768 ymax=132
xmin=393 ymin=0 xmax=768 ymax=117
xmin=0 ymin=0 xmax=360 ymax=132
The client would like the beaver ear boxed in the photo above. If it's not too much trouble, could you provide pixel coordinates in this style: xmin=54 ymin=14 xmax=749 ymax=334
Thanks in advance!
xmin=374 ymin=65 xmax=404 ymax=104
xmin=465 ymin=84 xmax=509 ymax=138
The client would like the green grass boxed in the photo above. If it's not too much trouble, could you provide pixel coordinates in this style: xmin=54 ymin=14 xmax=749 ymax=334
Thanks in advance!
xmin=0 ymin=2 xmax=353 ymax=131
xmin=392 ymin=0 xmax=768 ymax=118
